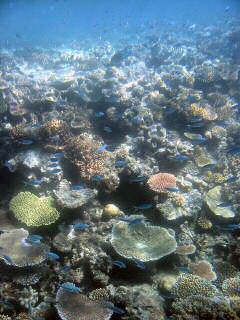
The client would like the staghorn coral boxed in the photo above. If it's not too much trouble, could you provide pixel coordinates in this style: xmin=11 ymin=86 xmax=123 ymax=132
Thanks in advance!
xmin=111 ymin=220 xmax=177 ymax=262
xmin=173 ymin=274 xmax=219 ymax=300
xmin=64 ymin=133 xmax=119 ymax=191
xmin=0 ymin=228 xmax=49 ymax=267
xmin=189 ymin=260 xmax=217 ymax=281
xmin=9 ymin=192 xmax=60 ymax=226
xmin=188 ymin=103 xmax=218 ymax=121
xmin=56 ymin=285 xmax=113 ymax=320
xmin=197 ymin=216 xmax=213 ymax=230
xmin=147 ymin=172 xmax=176 ymax=193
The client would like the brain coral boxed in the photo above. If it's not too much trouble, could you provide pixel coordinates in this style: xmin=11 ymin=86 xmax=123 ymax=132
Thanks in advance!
xmin=147 ymin=172 xmax=176 ymax=193
xmin=110 ymin=220 xmax=177 ymax=262
xmin=10 ymin=192 xmax=60 ymax=226
xmin=0 ymin=228 xmax=49 ymax=267
xmin=56 ymin=285 xmax=113 ymax=320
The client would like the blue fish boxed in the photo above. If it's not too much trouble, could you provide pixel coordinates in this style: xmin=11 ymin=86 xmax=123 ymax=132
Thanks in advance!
xmin=163 ymin=107 xmax=176 ymax=115
xmin=50 ymin=157 xmax=59 ymax=162
xmin=128 ymin=218 xmax=145 ymax=227
xmin=60 ymin=283 xmax=81 ymax=293
xmin=24 ymin=179 xmax=42 ymax=187
xmin=18 ymin=139 xmax=33 ymax=145
xmin=132 ymin=258 xmax=146 ymax=270
xmin=92 ymin=175 xmax=104 ymax=182
xmin=130 ymin=176 xmax=148 ymax=182
xmin=73 ymin=223 xmax=90 ymax=231
xmin=28 ymin=235 xmax=43 ymax=241
xmin=189 ymin=116 xmax=203 ymax=123
xmin=71 ymin=185 xmax=84 ymax=191
xmin=31 ymin=123 xmax=42 ymax=129
xmin=50 ymin=168 xmax=62 ymax=174
xmin=95 ymin=112 xmax=105 ymax=117
xmin=134 ymin=204 xmax=153 ymax=210
xmin=48 ymin=163 xmax=60 ymax=168
xmin=217 ymin=202 xmax=231 ymax=208
xmin=26 ymin=238 xmax=41 ymax=245
xmin=46 ymin=252 xmax=60 ymax=260
xmin=218 ymin=224 xmax=240 ymax=231
xmin=175 ymin=266 xmax=192 ymax=273
xmin=226 ymin=146 xmax=240 ymax=155
xmin=4 ymin=160 xmax=16 ymax=173
xmin=53 ymin=152 xmax=64 ymax=158
xmin=187 ymin=122 xmax=205 ymax=129
xmin=111 ymin=260 xmax=127 ymax=269
xmin=103 ymin=126 xmax=112 ymax=133
xmin=191 ymin=137 xmax=208 ymax=144
xmin=61 ymin=265 xmax=71 ymax=272
xmin=97 ymin=144 xmax=108 ymax=153
xmin=0 ymin=300 xmax=15 ymax=309
xmin=3 ymin=255 xmax=13 ymax=264
xmin=225 ymin=176 xmax=238 ymax=183
xmin=171 ymin=155 xmax=189 ymax=162
xmin=115 ymin=160 xmax=127 ymax=168
xmin=104 ymin=302 xmax=125 ymax=315
xmin=165 ymin=187 xmax=179 ymax=192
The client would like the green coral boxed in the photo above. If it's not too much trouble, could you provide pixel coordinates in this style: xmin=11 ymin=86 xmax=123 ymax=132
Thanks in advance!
xmin=10 ymin=192 xmax=60 ymax=226
xmin=110 ymin=219 xmax=177 ymax=262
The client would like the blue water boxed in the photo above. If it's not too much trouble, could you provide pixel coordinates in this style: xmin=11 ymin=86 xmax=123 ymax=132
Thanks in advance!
xmin=0 ymin=0 xmax=239 ymax=47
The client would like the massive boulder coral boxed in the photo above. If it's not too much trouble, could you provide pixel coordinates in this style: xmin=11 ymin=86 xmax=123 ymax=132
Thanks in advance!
xmin=64 ymin=133 xmax=120 ymax=191
xmin=110 ymin=220 xmax=177 ymax=262
xmin=9 ymin=192 xmax=60 ymax=226
xmin=0 ymin=228 xmax=49 ymax=267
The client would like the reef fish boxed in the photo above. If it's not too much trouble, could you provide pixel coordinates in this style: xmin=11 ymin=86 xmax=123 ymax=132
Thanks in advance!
xmin=111 ymin=260 xmax=127 ymax=269
xmin=217 ymin=202 xmax=232 ymax=208
xmin=171 ymin=155 xmax=189 ymax=162
xmin=132 ymin=258 xmax=146 ymax=270
xmin=130 ymin=176 xmax=148 ymax=182
xmin=189 ymin=115 xmax=203 ymax=122
xmin=115 ymin=160 xmax=127 ymax=168
xmin=71 ymin=185 xmax=84 ymax=191
xmin=92 ymin=175 xmax=104 ymax=182
xmin=60 ymin=283 xmax=81 ymax=293
xmin=175 ymin=266 xmax=192 ymax=273
xmin=46 ymin=252 xmax=60 ymax=260
xmin=165 ymin=187 xmax=179 ymax=192
xmin=187 ymin=122 xmax=205 ymax=129
xmin=191 ymin=137 xmax=208 ymax=144
xmin=0 ymin=300 xmax=15 ymax=309
xmin=103 ymin=302 xmax=125 ymax=315
xmin=53 ymin=152 xmax=64 ymax=158
xmin=97 ymin=144 xmax=108 ymax=153
xmin=128 ymin=217 xmax=145 ymax=227
xmin=4 ymin=160 xmax=16 ymax=173
xmin=226 ymin=146 xmax=240 ymax=154
xmin=134 ymin=203 xmax=153 ymax=210
xmin=95 ymin=111 xmax=105 ymax=117
xmin=24 ymin=179 xmax=42 ymax=187
xmin=103 ymin=126 xmax=112 ymax=133
xmin=18 ymin=139 xmax=33 ymax=145
xmin=73 ymin=223 xmax=90 ymax=231
xmin=225 ymin=176 xmax=238 ymax=183
xmin=218 ymin=224 xmax=240 ymax=231
xmin=3 ymin=255 xmax=13 ymax=264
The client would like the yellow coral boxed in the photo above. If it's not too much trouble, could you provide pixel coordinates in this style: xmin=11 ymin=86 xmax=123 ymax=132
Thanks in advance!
xmin=10 ymin=192 xmax=60 ymax=226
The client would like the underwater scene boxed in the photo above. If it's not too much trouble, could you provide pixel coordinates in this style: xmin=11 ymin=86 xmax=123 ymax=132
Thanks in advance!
xmin=0 ymin=0 xmax=240 ymax=319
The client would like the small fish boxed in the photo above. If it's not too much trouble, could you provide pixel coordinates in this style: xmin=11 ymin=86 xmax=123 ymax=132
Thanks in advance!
xmin=31 ymin=123 xmax=42 ymax=129
xmin=111 ymin=260 xmax=127 ymax=269
xmin=46 ymin=252 xmax=60 ymax=260
xmin=71 ymin=185 xmax=84 ymax=191
xmin=50 ymin=157 xmax=59 ymax=162
xmin=189 ymin=115 xmax=203 ymax=123
xmin=26 ymin=238 xmax=41 ymax=245
xmin=73 ymin=223 xmax=90 ymax=231
xmin=217 ymin=202 xmax=232 ymax=208
xmin=50 ymin=168 xmax=62 ymax=174
xmin=187 ymin=122 xmax=205 ymax=129
xmin=48 ymin=163 xmax=60 ymax=168
xmin=171 ymin=155 xmax=189 ymax=162
xmin=61 ymin=265 xmax=71 ymax=272
xmin=28 ymin=235 xmax=43 ymax=241
xmin=132 ymin=258 xmax=146 ymax=270
xmin=134 ymin=203 xmax=153 ymax=210
xmin=130 ymin=175 xmax=148 ymax=182
xmin=97 ymin=144 xmax=108 ymax=153
xmin=95 ymin=111 xmax=105 ymax=117
xmin=191 ymin=137 xmax=208 ymax=144
xmin=92 ymin=175 xmax=104 ymax=182
xmin=18 ymin=139 xmax=33 ymax=145
xmin=3 ymin=255 xmax=13 ymax=264
xmin=60 ymin=283 xmax=81 ymax=293
xmin=165 ymin=187 xmax=179 ymax=192
xmin=163 ymin=107 xmax=176 ymax=116
xmin=115 ymin=160 xmax=127 ymax=168
xmin=53 ymin=152 xmax=64 ymax=158
xmin=103 ymin=126 xmax=112 ymax=133
xmin=128 ymin=218 xmax=145 ymax=227
xmin=218 ymin=224 xmax=240 ymax=231
xmin=104 ymin=302 xmax=125 ymax=315
xmin=226 ymin=146 xmax=240 ymax=155
xmin=225 ymin=176 xmax=238 ymax=183
xmin=4 ymin=160 xmax=16 ymax=173
xmin=24 ymin=179 xmax=42 ymax=187
xmin=224 ymin=6 xmax=230 ymax=11
xmin=175 ymin=266 xmax=192 ymax=273
xmin=0 ymin=300 xmax=15 ymax=309
xmin=233 ymin=288 xmax=240 ymax=293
